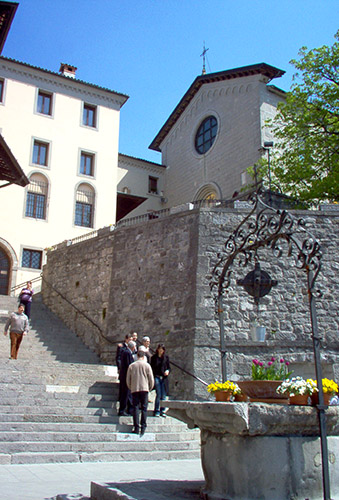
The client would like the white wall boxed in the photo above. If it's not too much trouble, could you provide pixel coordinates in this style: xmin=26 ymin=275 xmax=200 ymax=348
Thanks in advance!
xmin=117 ymin=155 xmax=165 ymax=217
xmin=0 ymin=59 xmax=125 ymax=292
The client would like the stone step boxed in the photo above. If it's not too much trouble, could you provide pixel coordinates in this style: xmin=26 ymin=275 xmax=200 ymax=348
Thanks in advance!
xmin=0 ymin=421 xmax=193 ymax=434
xmin=0 ymin=396 xmax=116 ymax=407
xmin=0 ymin=429 xmax=199 ymax=443
xmin=0 ymin=381 xmax=117 ymax=396
xmin=6 ymin=448 xmax=200 ymax=465
xmin=0 ymin=391 xmax=117 ymax=402
xmin=0 ymin=295 xmax=199 ymax=464
xmin=0 ymin=296 xmax=18 ymax=311
xmin=0 ymin=405 xmax=118 ymax=415
xmin=0 ymin=439 xmax=200 ymax=454
xmin=0 ymin=413 xmax=118 ymax=423
xmin=0 ymin=412 xmax=176 ymax=424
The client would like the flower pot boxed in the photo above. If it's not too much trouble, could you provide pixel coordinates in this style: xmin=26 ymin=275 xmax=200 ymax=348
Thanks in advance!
xmin=289 ymin=394 xmax=310 ymax=406
xmin=311 ymin=392 xmax=332 ymax=406
xmin=251 ymin=325 xmax=266 ymax=342
xmin=214 ymin=390 xmax=232 ymax=402
xmin=237 ymin=380 xmax=289 ymax=404
xmin=234 ymin=393 xmax=248 ymax=402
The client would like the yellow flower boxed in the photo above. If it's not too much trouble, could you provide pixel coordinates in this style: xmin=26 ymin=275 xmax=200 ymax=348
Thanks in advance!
xmin=207 ymin=380 xmax=241 ymax=394
xmin=309 ymin=378 xmax=338 ymax=395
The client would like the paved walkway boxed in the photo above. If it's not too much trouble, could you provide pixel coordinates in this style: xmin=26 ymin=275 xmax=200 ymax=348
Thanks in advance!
xmin=0 ymin=459 xmax=204 ymax=500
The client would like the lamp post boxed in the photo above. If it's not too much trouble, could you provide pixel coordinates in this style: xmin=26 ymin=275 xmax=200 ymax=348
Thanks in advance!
xmin=263 ymin=141 xmax=273 ymax=204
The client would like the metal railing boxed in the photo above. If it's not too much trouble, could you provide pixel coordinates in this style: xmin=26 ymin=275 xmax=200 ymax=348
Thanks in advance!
xmin=41 ymin=273 xmax=208 ymax=386
xmin=46 ymin=195 xmax=259 ymax=253
xmin=11 ymin=275 xmax=42 ymax=294
xmin=116 ymin=208 xmax=171 ymax=228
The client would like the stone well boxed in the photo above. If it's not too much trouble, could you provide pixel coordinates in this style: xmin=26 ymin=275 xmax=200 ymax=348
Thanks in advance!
xmin=166 ymin=401 xmax=339 ymax=500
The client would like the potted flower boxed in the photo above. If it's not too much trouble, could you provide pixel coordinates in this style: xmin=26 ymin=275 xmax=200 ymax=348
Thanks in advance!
xmin=207 ymin=380 xmax=241 ymax=402
xmin=276 ymin=377 xmax=315 ymax=405
xmin=309 ymin=378 xmax=338 ymax=406
xmin=237 ymin=356 xmax=293 ymax=403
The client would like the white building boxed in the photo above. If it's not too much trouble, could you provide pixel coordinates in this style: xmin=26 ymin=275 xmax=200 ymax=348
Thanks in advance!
xmin=0 ymin=56 xmax=128 ymax=293
xmin=117 ymin=153 xmax=165 ymax=219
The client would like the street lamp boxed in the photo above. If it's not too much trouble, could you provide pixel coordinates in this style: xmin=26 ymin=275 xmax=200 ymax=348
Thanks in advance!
xmin=263 ymin=141 xmax=273 ymax=203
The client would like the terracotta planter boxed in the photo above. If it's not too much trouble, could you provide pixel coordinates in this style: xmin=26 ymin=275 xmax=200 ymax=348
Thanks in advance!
xmin=289 ymin=394 xmax=310 ymax=406
xmin=234 ymin=393 xmax=248 ymax=402
xmin=214 ymin=390 xmax=232 ymax=402
xmin=311 ymin=392 xmax=332 ymax=406
xmin=237 ymin=380 xmax=289 ymax=404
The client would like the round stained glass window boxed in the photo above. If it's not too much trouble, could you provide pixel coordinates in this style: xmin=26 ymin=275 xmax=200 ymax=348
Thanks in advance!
xmin=195 ymin=116 xmax=218 ymax=154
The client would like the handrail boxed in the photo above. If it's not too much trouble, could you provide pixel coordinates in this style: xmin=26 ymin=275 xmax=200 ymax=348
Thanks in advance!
xmin=41 ymin=273 xmax=116 ymax=346
xmin=11 ymin=275 xmax=42 ymax=294
xmin=135 ymin=340 xmax=208 ymax=387
xmin=41 ymin=273 xmax=208 ymax=386
xmin=47 ymin=196 xmax=255 ymax=253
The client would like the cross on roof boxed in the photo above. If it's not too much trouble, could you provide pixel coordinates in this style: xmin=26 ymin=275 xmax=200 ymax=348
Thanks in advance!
xmin=200 ymin=42 xmax=209 ymax=75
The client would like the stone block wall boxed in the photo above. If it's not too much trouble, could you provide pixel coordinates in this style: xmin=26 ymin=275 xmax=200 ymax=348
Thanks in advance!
xmin=42 ymin=226 xmax=115 ymax=359
xmin=42 ymin=207 xmax=339 ymax=401
xmin=193 ymin=208 xmax=339 ymax=398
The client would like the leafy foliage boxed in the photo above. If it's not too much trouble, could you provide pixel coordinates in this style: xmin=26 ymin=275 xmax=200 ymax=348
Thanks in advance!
xmin=268 ymin=31 xmax=339 ymax=204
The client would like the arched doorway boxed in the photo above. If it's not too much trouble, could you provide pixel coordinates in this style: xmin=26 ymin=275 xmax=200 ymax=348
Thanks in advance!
xmin=194 ymin=183 xmax=221 ymax=201
xmin=0 ymin=247 xmax=10 ymax=295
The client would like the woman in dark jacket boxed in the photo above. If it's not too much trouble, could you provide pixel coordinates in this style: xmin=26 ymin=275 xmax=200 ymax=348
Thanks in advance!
xmin=151 ymin=343 xmax=170 ymax=417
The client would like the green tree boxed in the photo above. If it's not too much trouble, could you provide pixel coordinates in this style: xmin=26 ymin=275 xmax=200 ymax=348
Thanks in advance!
xmin=269 ymin=31 xmax=339 ymax=205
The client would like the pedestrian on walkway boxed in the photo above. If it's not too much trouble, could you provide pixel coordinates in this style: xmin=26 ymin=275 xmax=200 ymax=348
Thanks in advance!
xmin=116 ymin=333 xmax=132 ymax=372
xmin=118 ymin=340 xmax=136 ymax=416
xmin=19 ymin=281 xmax=34 ymax=319
xmin=151 ymin=343 xmax=170 ymax=417
xmin=141 ymin=336 xmax=151 ymax=363
xmin=127 ymin=347 xmax=154 ymax=436
xmin=4 ymin=304 xmax=29 ymax=359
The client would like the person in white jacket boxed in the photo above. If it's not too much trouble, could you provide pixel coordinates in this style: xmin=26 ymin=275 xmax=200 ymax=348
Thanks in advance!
xmin=127 ymin=347 xmax=154 ymax=436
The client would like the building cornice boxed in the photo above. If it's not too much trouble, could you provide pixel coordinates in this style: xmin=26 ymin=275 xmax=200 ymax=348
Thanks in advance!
xmin=0 ymin=56 xmax=129 ymax=107
xmin=118 ymin=153 xmax=166 ymax=172
xmin=149 ymin=62 xmax=285 ymax=152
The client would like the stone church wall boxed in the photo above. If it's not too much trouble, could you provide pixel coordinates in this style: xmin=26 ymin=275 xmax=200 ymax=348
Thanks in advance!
xmin=42 ymin=207 xmax=339 ymax=401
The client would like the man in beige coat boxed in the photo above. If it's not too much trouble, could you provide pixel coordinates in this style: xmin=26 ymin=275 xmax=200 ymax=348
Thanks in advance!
xmin=126 ymin=347 xmax=154 ymax=436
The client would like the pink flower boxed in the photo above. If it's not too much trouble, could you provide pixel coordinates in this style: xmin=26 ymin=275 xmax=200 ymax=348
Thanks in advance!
xmin=271 ymin=357 xmax=276 ymax=362
xmin=285 ymin=361 xmax=290 ymax=366
xmin=280 ymin=358 xmax=285 ymax=363
xmin=268 ymin=361 xmax=273 ymax=366
xmin=252 ymin=359 xmax=259 ymax=365
xmin=259 ymin=362 xmax=263 ymax=367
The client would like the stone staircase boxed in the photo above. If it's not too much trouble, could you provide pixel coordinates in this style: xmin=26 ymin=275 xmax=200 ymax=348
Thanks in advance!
xmin=0 ymin=295 xmax=200 ymax=464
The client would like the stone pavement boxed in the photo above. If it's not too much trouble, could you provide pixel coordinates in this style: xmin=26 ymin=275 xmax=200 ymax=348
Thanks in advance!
xmin=0 ymin=458 xmax=204 ymax=500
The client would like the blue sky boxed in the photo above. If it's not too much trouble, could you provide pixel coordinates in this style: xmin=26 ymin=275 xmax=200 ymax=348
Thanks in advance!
xmin=3 ymin=0 xmax=338 ymax=162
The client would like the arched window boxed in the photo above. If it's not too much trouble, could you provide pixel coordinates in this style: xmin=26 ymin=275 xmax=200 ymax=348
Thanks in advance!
xmin=25 ymin=173 xmax=48 ymax=219
xmin=75 ymin=183 xmax=95 ymax=228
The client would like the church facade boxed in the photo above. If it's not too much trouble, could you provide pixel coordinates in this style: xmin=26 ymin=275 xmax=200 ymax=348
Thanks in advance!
xmin=149 ymin=63 xmax=286 ymax=207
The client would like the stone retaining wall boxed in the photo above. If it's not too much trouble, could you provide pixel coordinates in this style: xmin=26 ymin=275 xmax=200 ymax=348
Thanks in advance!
xmin=42 ymin=207 xmax=339 ymax=400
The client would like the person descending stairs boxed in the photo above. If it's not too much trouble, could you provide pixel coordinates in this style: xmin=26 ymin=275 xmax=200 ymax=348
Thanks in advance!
xmin=0 ymin=294 xmax=199 ymax=465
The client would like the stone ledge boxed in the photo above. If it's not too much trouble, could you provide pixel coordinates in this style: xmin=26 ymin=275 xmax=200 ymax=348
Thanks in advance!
xmin=91 ymin=482 xmax=137 ymax=500
xmin=166 ymin=400 xmax=339 ymax=436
